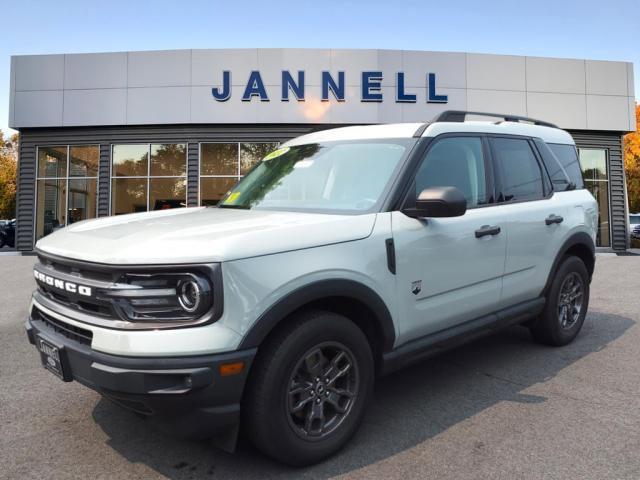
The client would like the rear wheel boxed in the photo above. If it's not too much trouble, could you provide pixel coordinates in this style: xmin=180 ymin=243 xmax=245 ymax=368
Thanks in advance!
xmin=530 ymin=255 xmax=590 ymax=346
xmin=243 ymin=310 xmax=374 ymax=466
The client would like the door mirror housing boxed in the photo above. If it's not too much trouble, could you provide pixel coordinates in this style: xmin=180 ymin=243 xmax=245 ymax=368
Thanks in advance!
xmin=404 ymin=186 xmax=467 ymax=218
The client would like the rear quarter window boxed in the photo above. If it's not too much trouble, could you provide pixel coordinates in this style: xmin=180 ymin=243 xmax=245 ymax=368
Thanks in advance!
xmin=546 ymin=143 xmax=585 ymax=190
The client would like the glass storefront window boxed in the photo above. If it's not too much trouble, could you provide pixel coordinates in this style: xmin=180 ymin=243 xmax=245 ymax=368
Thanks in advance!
xmin=201 ymin=143 xmax=238 ymax=175
xmin=38 ymin=146 xmax=67 ymax=178
xmin=35 ymin=145 xmax=98 ymax=240
xmin=151 ymin=144 xmax=187 ymax=176
xmin=111 ymin=143 xmax=187 ymax=215
xmin=579 ymin=149 xmax=608 ymax=181
xmin=200 ymin=177 xmax=238 ymax=206
xmin=112 ymin=144 xmax=148 ymax=177
xmin=200 ymin=142 xmax=279 ymax=205
xmin=579 ymin=148 xmax=610 ymax=247
xmin=240 ymin=143 xmax=279 ymax=174
xmin=70 ymin=146 xmax=99 ymax=177
xmin=149 ymin=178 xmax=187 ymax=210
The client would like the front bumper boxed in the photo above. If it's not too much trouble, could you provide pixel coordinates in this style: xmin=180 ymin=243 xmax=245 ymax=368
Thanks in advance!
xmin=26 ymin=312 xmax=256 ymax=439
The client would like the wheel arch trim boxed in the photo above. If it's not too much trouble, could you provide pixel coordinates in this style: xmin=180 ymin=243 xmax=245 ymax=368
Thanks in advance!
xmin=542 ymin=231 xmax=595 ymax=296
xmin=237 ymin=279 xmax=396 ymax=352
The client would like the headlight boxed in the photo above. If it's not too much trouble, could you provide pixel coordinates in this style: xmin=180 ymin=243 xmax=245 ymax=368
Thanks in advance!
xmin=102 ymin=271 xmax=214 ymax=322
xmin=177 ymin=278 xmax=204 ymax=314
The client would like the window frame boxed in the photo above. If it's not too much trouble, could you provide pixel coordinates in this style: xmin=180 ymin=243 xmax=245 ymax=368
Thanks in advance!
xmin=401 ymin=133 xmax=496 ymax=212
xmin=109 ymin=143 xmax=187 ymax=215
xmin=34 ymin=144 xmax=99 ymax=243
xmin=488 ymin=134 xmax=552 ymax=205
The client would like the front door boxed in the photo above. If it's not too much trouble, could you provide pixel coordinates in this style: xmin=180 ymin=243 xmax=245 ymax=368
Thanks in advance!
xmin=392 ymin=135 xmax=507 ymax=345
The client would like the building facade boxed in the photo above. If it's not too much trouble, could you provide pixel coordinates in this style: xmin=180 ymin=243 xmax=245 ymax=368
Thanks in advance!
xmin=8 ymin=48 xmax=636 ymax=251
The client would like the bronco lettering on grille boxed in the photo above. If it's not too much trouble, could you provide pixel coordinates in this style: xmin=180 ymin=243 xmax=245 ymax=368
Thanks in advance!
xmin=34 ymin=270 xmax=92 ymax=297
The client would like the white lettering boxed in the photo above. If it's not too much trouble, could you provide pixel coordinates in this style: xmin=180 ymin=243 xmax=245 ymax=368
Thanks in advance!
xmin=65 ymin=283 xmax=76 ymax=293
xmin=78 ymin=286 xmax=92 ymax=297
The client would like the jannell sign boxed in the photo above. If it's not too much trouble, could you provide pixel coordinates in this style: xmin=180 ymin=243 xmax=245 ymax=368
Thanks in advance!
xmin=212 ymin=71 xmax=449 ymax=104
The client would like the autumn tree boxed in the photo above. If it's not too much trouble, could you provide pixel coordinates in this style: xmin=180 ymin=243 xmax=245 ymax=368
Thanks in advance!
xmin=0 ymin=131 xmax=18 ymax=219
xmin=624 ymin=104 xmax=640 ymax=214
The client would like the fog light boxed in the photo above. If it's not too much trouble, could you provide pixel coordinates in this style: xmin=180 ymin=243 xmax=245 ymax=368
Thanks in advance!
xmin=177 ymin=279 xmax=202 ymax=313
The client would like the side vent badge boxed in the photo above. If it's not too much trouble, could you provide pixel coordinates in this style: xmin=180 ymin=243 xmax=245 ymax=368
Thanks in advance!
xmin=411 ymin=280 xmax=422 ymax=295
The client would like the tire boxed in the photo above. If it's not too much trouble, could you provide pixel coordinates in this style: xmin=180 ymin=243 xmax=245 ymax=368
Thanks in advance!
xmin=243 ymin=310 xmax=374 ymax=466
xmin=0 ymin=236 xmax=4 ymax=248
xmin=530 ymin=255 xmax=590 ymax=346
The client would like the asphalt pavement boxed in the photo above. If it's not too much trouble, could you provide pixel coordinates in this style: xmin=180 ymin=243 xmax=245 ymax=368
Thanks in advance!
xmin=1 ymin=254 xmax=640 ymax=479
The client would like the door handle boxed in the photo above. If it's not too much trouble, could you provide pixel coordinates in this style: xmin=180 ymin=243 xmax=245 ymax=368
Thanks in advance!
xmin=475 ymin=225 xmax=501 ymax=238
xmin=545 ymin=214 xmax=564 ymax=225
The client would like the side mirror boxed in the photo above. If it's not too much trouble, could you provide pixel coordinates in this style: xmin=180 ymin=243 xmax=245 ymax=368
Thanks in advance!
xmin=404 ymin=186 xmax=467 ymax=218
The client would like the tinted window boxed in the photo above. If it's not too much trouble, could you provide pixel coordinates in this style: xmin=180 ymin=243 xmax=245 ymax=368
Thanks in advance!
xmin=491 ymin=137 xmax=544 ymax=202
xmin=547 ymin=143 xmax=585 ymax=189
xmin=415 ymin=137 xmax=488 ymax=208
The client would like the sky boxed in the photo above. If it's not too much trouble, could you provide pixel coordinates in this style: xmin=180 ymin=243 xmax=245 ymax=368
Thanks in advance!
xmin=1 ymin=0 xmax=638 ymax=135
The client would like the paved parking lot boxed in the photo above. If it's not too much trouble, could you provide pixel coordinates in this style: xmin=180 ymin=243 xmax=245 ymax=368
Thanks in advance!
xmin=1 ymin=254 xmax=640 ymax=479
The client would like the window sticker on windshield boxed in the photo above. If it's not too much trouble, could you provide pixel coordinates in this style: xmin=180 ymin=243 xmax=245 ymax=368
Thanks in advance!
xmin=263 ymin=147 xmax=290 ymax=161
xmin=225 ymin=192 xmax=241 ymax=203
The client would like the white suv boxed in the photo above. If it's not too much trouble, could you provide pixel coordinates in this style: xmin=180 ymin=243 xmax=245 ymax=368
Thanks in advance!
xmin=26 ymin=111 xmax=598 ymax=466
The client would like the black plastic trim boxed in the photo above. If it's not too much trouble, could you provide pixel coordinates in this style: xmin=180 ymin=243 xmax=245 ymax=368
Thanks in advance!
xmin=385 ymin=238 xmax=396 ymax=274
xmin=381 ymin=297 xmax=545 ymax=374
xmin=238 ymin=279 xmax=396 ymax=352
xmin=432 ymin=110 xmax=558 ymax=128
xmin=542 ymin=232 xmax=596 ymax=296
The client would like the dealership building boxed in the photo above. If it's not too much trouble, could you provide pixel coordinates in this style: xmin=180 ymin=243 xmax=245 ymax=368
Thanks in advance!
xmin=7 ymin=48 xmax=636 ymax=252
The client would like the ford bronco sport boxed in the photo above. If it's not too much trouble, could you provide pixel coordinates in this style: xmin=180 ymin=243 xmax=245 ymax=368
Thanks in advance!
xmin=26 ymin=111 xmax=597 ymax=466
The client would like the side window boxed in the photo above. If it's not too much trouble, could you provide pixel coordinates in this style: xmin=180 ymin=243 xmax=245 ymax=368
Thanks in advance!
xmin=491 ymin=137 xmax=544 ymax=202
xmin=548 ymin=143 xmax=585 ymax=189
xmin=415 ymin=137 xmax=488 ymax=208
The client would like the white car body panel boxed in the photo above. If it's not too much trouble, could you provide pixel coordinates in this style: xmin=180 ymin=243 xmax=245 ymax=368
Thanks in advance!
xmin=35 ymin=207 xmax=376 ymax=264
xmin=30 ymin=297 xmax=243 ymax=356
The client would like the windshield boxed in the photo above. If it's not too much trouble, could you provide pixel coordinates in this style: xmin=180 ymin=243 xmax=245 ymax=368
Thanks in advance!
xmin=218 ymin=139 xmax=414 ymax=213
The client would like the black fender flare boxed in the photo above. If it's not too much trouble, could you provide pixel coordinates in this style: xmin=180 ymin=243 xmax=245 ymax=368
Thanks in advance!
xmin=238 ymin=279 xmax=396 ymax=352
xmin=542 ymin=231 xmax=595 ymax=296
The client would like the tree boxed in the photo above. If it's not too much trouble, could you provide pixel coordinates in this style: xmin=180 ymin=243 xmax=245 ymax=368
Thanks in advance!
xmin=624 ymin=104 xmax=640 ymax=214
xmin=0 ymin=131 xmax=18 ymax=219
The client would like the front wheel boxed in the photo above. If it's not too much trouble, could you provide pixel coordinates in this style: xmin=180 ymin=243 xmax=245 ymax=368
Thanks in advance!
xmin=243 ymin=310 xmax=374 ymax=466
xmin=530 ymin=255 xmax=590 ymax=346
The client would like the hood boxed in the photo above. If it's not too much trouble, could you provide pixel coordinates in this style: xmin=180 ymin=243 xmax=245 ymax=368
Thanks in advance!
xmin=36 ymin=207 xmax=377 ymax=265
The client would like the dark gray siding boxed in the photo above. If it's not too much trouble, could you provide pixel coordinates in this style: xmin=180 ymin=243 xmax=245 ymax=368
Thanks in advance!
xmin=568 ymin=130 xmax=627 ymax=251
xmin=15 ymin=124 xmax=321 ymax=251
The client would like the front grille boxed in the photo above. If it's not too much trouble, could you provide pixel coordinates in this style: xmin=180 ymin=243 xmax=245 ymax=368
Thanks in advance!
xmin=32 ymin=306 xmax=93 ymax=346
xmin=36 ymin=253 xmax=118 ymax=319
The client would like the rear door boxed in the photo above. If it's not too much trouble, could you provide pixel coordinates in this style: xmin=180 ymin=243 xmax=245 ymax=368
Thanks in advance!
xmin=391 ymin=135 xmax=507 ymax=344
xmin=489 ymin=136 xmax=569 ymax=307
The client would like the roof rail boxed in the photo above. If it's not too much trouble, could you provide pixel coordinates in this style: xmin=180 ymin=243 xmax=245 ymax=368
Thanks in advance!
xmin=432 ymin=110 xmax=558 ymax=129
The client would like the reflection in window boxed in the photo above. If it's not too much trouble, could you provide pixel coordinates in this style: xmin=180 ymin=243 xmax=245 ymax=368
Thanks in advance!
xmin=36 ymin=145 xmax=98 ymax=240
xmin=111 ymin=143 xmax=187 ymax=214
xmin=416 ymin=137 xmax=487 ymax=208
xmin=241 ymin=143 xmax=279 ymax=174
xmin=38 ymin=146 xmax=67 ymax=178
xmin=200 ymin=142 xmax=279 ymax=205
xmin=112 ymin=144 xmax=148 ymax=177
xmin=36 ymin=179 xmax=66 ymax=238
xmin=70 ymin=146 xmax=99 ymax=177
xmin=200 ymin=177 xmax=238 ymax=206
xmin=579 ymin=149 xmax=608 ymax=181
xmin=150 ymin=178 xmax=187 ymax=210
xmin=579 ymin=148 xmax=610 ymax=247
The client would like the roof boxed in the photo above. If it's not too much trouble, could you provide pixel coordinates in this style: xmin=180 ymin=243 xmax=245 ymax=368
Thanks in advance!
xmin=284 ymin=120 xmax=575 ymax=146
